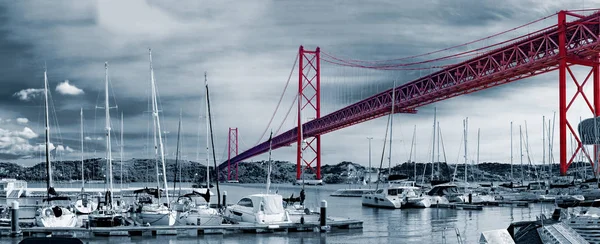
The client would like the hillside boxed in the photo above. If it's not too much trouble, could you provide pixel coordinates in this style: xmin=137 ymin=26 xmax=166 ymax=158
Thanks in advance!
xmin=0 ymin=159 xmax=580 ymax=184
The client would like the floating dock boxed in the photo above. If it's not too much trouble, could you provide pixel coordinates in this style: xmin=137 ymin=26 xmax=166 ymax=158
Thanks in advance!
xmin=432 ymin=203 xmax=484 ymax=210
xmin=0 ymin=217 xmax=362 ymax=238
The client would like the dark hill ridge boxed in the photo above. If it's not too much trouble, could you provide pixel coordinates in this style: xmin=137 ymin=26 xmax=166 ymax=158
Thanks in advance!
xmin=0 ymin=159 xmax=583 ymax=184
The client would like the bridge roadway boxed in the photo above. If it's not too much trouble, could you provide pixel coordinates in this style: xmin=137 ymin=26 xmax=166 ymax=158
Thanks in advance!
xmin=220 ymin=11 xmax=600 ymax=171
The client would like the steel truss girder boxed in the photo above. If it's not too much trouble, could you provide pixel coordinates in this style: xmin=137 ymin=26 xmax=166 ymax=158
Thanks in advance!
xmin=220 ymin=11 xmax=600 ymax=171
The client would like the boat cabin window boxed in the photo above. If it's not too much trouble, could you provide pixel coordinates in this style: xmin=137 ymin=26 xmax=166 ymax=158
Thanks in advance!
xmin=388 ymin=189 xmax=403 ymax=196
xmin=375 ymin=189 xmax=384 ymax=194
xmin=237 ymin=198 xmax=253 ymax=208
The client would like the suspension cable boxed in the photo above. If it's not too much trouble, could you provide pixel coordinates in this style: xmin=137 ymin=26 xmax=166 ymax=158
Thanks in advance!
xmin=255 ymin=53 xmax=299 ymax=145
xmin=323 ymin=12 xmax=557 ymax=65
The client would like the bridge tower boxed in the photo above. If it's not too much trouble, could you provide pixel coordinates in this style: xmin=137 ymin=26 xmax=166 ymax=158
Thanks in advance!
xmin=558 ymin=10 xmax=600 ymax=176
xmin=297 ymin=46 xmax=322 ymax=184
xmin=227 ymin=127 xmax=239 ymax=182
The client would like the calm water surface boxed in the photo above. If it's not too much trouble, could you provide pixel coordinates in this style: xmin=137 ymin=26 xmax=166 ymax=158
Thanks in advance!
xmin=0 ymin=182 xmax=549 ymax=244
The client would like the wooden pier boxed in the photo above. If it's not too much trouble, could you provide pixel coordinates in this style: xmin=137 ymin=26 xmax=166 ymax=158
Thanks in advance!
xmin=0 ymin=217 xmax=362 ymax=238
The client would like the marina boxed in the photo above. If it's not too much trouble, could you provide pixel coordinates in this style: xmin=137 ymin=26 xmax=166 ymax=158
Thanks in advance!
xmin=2 ymin=1 xmax=600 ymax=244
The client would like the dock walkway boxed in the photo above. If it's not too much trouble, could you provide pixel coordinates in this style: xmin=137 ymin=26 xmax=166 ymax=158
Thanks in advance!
xmin=0 ymin=217 xmax=362 ymax=237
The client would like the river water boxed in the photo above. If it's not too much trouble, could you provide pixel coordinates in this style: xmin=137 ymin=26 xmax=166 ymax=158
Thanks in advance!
xmin=0 ymin=182 xmax=549 ymax=244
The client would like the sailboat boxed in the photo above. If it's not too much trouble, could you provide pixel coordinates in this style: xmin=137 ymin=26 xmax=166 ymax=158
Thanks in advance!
xmin=88 ymin=62 xmax=129 ymax=228
xmin=133 ymin=49 xmax=176 ymax=226
xmin=35 ymin=68 xmax=78 ymax=228
xmin=73 ymin=108 xmax=98 ymax=214
xmin=361 ymin=82 xmax=430 ymax=209
xmin=174 ymin=89 xmax=222 ymax=226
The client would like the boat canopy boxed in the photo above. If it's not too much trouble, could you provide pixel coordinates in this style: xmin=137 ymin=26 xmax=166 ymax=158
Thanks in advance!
xmin=43 ymin=196 xmax=71 ymax=202
xmin=427 ymin=184 xmax=460 ymax=196
xmin=133 ymin=187 xmax=162 ymax=198
xmin=179 ymin=190 xmax=211 ymax=203
xmin=249 ymin=194 xmax=285 ymax=215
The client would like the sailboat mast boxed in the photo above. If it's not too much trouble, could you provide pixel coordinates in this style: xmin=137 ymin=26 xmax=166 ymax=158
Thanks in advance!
xmin=464 ymin=118 xmax=468 ymax=184
xmin=105 ymin=62 xmax=114 ymax=206
xmin=267 ymin=131 xmax=273 ymax=193
xmin=120 ymin=112 xmax=124 ymax=192
xmin=510 ymin=121 xmax=513 ymax=181
xmin=388 ymin=80 xmax=396 ymax=176
xmin=152 ymin=101 xmax=160 ymax=202
xmin=409 ymin=126 xmax=416 ymax=181
xmin=174 ymin=110 xmax=181 ymax=193
xmin=81 ymin=107 xmax=84 ymax=189
xmin=542 ymin=116 xmax=546 ymax=180
xmin=437 ymin=122 xmax=440 ymax=175
xmin=205 ymin=73 xmax=210 ymax=192
xmin=520 ymin=125 xmax=524 ymax=183
xmin=149 ymin=49 xmax=170 ymax=206
xmin=477 ymin=128 xmax=480 ymax=181
xmin=44 ymin=69 xmax=52 ymax=198
xmin=431 ymin=107 xmax=436 ymax=180
xmin=298 ymin=74 xmax=304 ymax=185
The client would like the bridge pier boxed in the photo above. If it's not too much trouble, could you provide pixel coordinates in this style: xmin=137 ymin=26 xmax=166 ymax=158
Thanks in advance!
xmin=227 ymin=128 xmax=239 ymax=182
xmin=297 ymin=46 xmax=322 ymax=182
xmin=557 ymin=10 xmax=600 ymax=176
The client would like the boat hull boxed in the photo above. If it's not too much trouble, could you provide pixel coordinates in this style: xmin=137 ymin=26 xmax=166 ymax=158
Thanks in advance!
xmin=177 ymin=207 xmax=222 ymax=226
xmin=331 ymin=189 xmax=374 ymax=197
xmin=88 ymin=213 xmax=127 ymax=227
xmin=36 ymin=207 xmax=78 ymax=227
xmin=361 ymin=195 xmax=402 ymax=209
xmin=135 ymin=211 xmax=176 ymax=226
xmin=404 ymin=197 xmax=432 ymax=208
xmin=74 ymin=199 xmax=98 ymax=215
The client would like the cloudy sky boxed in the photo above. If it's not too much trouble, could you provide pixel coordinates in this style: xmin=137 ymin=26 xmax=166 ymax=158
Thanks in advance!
xmin=0 ymin=0 xmax=598 ymax=174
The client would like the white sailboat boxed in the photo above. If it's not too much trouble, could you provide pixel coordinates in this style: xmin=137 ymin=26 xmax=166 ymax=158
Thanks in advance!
xmin=134 ymin=49 xmax=176 ymax=226
xmin=225 ymin=92 xmax=294 ymax=224
xmin=361 ymin=81 xmax=431 ymax=208
xmin=175 ymin=84 xmax=222 ymax=226
xmin=73 ymin=107 xmax=98 ymax=214
xmin=35 ymin=68 xmax=78 ymax=228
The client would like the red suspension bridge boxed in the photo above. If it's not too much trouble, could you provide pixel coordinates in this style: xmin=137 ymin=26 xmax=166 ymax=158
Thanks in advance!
xmin=219 ymin=10 xmax=600 ymax=182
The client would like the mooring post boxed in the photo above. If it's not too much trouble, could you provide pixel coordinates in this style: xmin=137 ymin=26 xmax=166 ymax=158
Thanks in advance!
xmin=320 ymin=200 xmax=327 ymax=231
xmin=223 ymin=191 xmax=227 ymax=207
xmin=10 ymin=201 xmax=21 ymax=237
xmin=468 ymin=193 xmax=472 ymax=204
